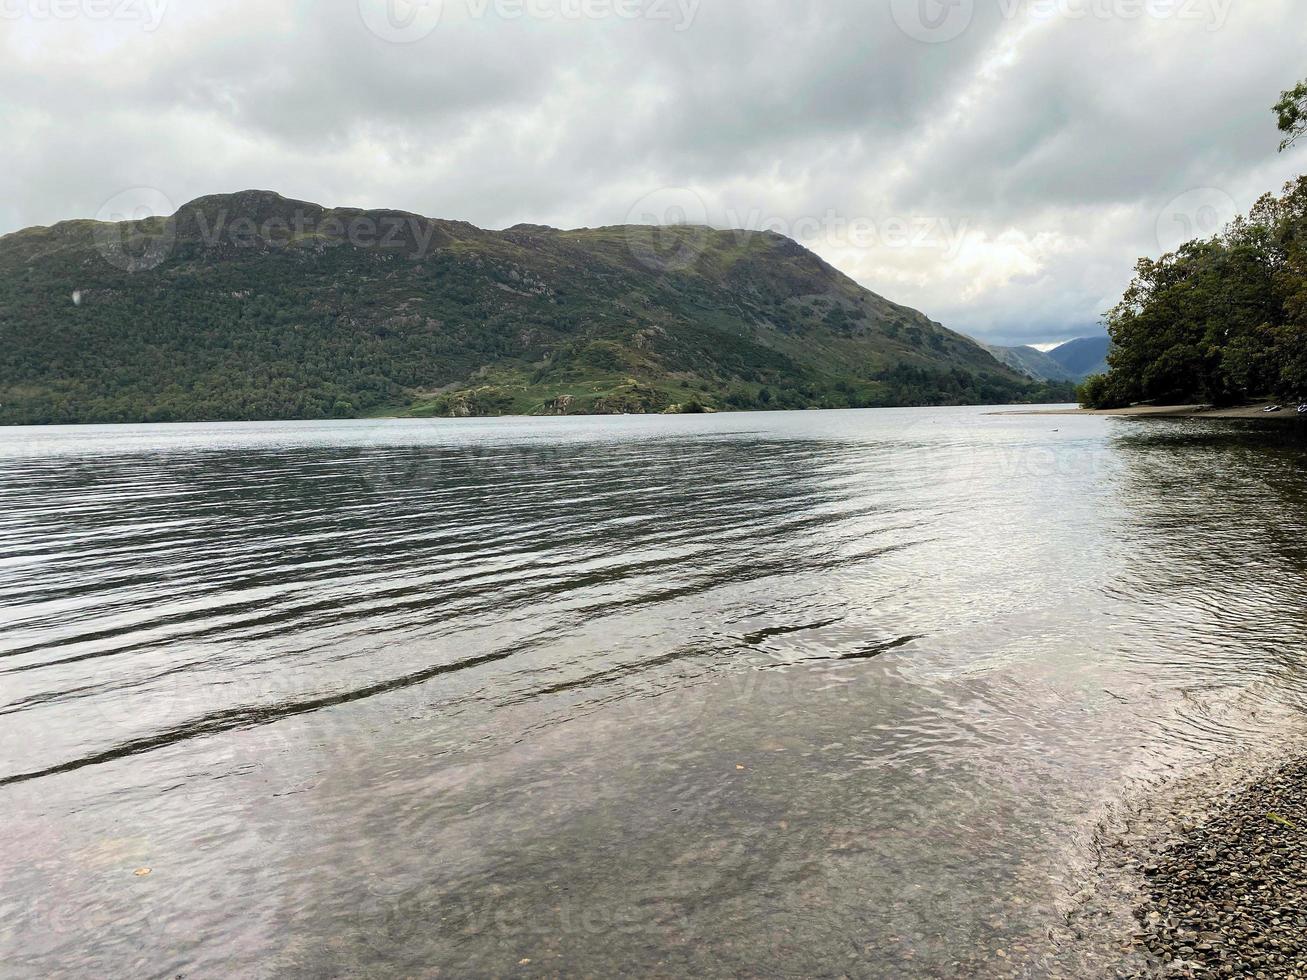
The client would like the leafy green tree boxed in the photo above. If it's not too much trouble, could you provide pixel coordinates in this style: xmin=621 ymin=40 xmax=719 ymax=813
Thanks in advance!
xmin=1085 ymin=176 xmax=1307 ymax=408
xmin=1077 ymin=374 xmax=1122 ymax=410
xmin=1275 ymin=79 xmax=1307 ymax=151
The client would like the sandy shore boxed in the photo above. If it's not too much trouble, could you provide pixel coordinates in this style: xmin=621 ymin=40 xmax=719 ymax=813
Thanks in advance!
xmin=997 ymin=403 xmax=1306 ymax=421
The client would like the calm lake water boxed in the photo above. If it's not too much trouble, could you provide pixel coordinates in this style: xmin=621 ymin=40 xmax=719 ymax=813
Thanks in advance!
xmin=2 ymin=407 xmax=1306 ymax=977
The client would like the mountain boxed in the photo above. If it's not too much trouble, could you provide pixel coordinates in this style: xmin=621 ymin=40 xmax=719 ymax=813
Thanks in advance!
xmin=0 ymin=190 xmax=1069 ymax=424
xmin=1046 ymin=336 xmax=1111 ymax=378
xmin=982 ymin=344 xmax=1078 ymax=383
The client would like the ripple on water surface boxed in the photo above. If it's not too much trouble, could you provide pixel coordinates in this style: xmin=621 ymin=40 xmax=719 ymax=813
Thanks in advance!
xmin=1 ymin=409 xmax=1306 ymax=976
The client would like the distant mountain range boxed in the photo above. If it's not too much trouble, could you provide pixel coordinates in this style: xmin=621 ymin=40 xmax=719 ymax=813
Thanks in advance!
xmin=983 ymin=336 xmax=1110 ymax=383
xmin=1046 ymin=336 xmax=1111 ymax=378
xmin=0 ymin=190 xmax=1073 ymax=424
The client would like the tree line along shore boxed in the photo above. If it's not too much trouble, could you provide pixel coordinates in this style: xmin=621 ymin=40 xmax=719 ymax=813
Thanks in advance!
xmin=1078 ymin=79 xmax=1307 ymax=414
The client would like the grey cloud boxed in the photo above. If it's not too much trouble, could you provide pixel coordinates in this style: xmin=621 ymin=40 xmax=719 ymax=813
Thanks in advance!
xmin=1 ymin=0 xmax=1305 ymax=345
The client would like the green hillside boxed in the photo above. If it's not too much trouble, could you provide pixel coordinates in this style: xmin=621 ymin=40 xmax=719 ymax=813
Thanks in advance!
xmin=982 ymin=343 xmax=1079 ymax=383
xmin=0 ymin=190 xmax=1069 ymax=424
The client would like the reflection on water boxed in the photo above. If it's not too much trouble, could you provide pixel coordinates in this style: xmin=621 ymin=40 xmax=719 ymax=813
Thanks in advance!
xmin=1 ymin=409 xmax=1305 ymax=977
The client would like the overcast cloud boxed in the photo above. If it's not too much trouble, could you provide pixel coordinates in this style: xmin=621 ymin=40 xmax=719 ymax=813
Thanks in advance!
xmin=2 ymin=0 xmax=1304 ymax=344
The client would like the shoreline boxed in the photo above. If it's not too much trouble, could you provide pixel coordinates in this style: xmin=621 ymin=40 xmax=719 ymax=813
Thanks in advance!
xmin=1081 ymin=731 xmax=1307 ymax=977
xmin=1129 ymin=756 xmax=1307 ymax=975
xmin=996 ymin=403 xmax=1307 ymax=421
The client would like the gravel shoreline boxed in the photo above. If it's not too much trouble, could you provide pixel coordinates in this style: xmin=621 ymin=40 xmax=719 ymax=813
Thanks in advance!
xmin=1126 ymin=757 xmax=1307 ymax=977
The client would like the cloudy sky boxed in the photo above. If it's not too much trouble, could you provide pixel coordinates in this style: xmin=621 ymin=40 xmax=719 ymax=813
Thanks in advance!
xmin=2 ymin=0 xmax=1305 ymax=345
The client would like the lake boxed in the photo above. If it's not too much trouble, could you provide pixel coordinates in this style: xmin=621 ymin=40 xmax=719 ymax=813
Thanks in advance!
xmin=2 ymin=407 xmax=1306 ymax=977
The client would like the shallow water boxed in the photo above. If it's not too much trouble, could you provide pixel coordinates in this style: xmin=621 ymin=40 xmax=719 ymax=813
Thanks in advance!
xmin=2 ymin=407 xmax=1306 ymax=977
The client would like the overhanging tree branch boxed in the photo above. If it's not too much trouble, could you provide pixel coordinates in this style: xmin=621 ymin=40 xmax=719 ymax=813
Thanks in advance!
xmin=1275 ymin=80 xmax=1307 ymax=151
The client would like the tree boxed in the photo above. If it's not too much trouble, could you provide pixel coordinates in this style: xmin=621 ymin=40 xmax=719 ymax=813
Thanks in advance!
xmin=1275 ymin=79 xmax=1307 ymax=152
xmin=1077 ymin=373 xmax=1128 ymax=410
xmin=1083 ymin=177 xmax=1307 ymax=408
